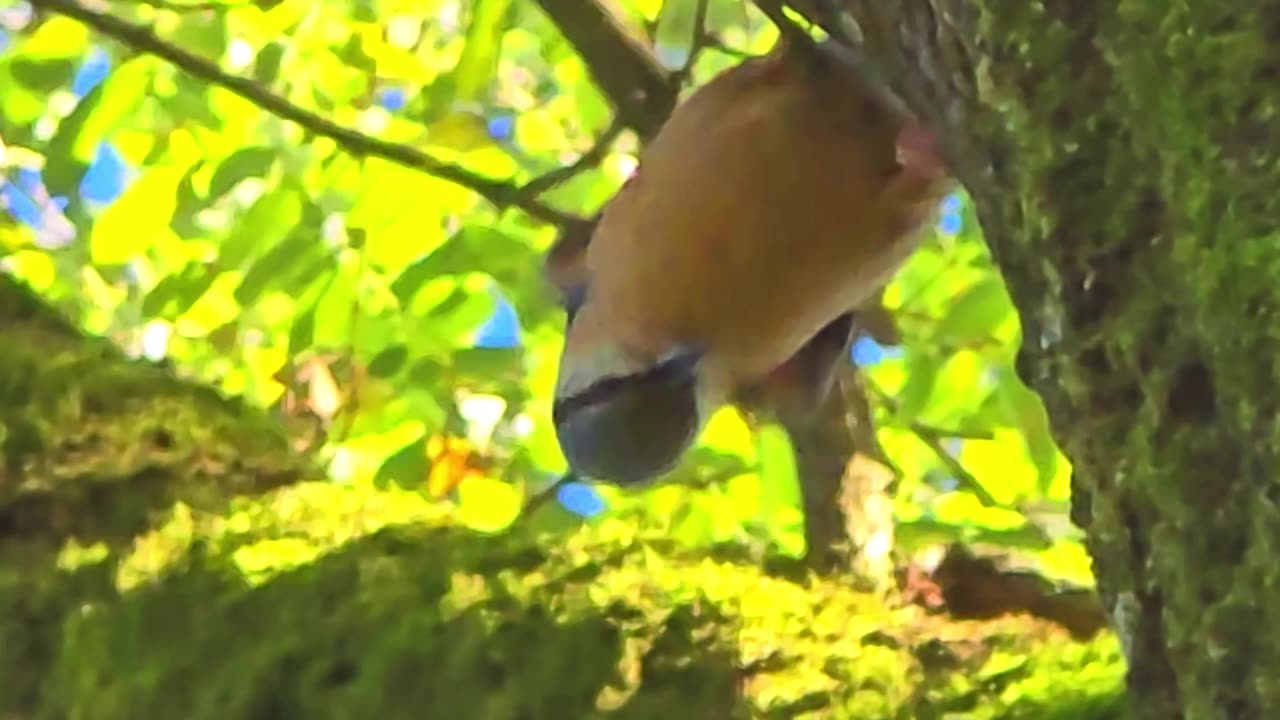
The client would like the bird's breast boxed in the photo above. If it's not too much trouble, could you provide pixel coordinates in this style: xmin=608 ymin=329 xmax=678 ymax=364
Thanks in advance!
xmin=571 ymin=44 xmax=943 ymax=394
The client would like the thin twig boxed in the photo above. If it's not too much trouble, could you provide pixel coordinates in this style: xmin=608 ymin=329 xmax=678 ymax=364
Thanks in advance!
xmin=670 ymin=0 xmax=712 ymax=87
xmin=863 ymin=375 xmax=1005 ymax=508
xmin=703 ymin=35 xmax=754 ymax=59
xmin=517 ymin=118 xmax=626 ymax=197
xmin=534 ymin=0 xmax=678 ymax=141
xmin=912 ymin=422 xmax=995 ymax=442
xmin=521 ymin=472 xmax=577 ymax=519
xmin=32 ymin=0 xmax=585 ymax=227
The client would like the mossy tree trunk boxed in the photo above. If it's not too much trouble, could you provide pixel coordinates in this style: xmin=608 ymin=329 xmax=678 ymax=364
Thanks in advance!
xmin=854 ymin=2 xmax=1280 ymax=717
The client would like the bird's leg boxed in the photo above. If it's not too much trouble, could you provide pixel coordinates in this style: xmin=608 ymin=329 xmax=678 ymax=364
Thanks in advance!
xmin=895 ymin=121 xmax=945 ymax=178
xmin=544 ymin=216 xmax=597 ymax=318
xmin=737 ymin=311 xmax=857 ymax=429
xmin=880 ymin=121 xmax=954 ymax=229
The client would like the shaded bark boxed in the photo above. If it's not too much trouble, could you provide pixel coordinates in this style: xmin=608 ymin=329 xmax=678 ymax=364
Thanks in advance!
xmin=841 ymin=2 xmax=1280 ymax=717
xmin=534 ymin=0 xmax=679 ymax=141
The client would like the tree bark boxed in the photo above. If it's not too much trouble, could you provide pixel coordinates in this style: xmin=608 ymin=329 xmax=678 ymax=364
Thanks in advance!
xmin=848 ymin=2 xmax=1280 ymax=717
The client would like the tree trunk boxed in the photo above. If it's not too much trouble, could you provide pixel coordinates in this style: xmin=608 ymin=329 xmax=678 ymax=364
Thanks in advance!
xmin=849 ymin=2 xmax=1280 ymax=717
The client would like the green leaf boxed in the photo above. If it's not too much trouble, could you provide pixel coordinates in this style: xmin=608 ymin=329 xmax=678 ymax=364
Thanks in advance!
xmin=351 ymin=1 xmax=378 ymax=23
xmin=976 ymin=652 xmax=1029 ymax=682
xmin=372 ymin=433 xmax=429 ymax=490
xmin=334 ymin=34 xmax=377 ymax=79
xmin=16 ymin=16 xmax=91 ymax=59
xmin=936 ymin=276 xmax=1014 ymax=347
xmin=253 ymin=42 xmax=287 ymax=85
xmin=89 ymin=166 xmax=183 ymax=265
xmin=311 ymin=252 xmax=361 ymax=348
xmin=919 ymin=349 xmax=990 ymax=425
xmin=278 ymin=249 xmax=338 ymax=298
xmin=457 ymin=477 xmax=522 ymax=533
xmin=142 ymin=262 xmax=219 ymax=318
xmin=453 ymin=0 xmax=515 ymax=103
xmin=996 ymin=371 xmax=1061 ymax=492
xmin=425 ymin=110 xmax=497 ymax=153
xmin=160 ymin=78 xmax=224 ymax=131
xmin=406 ymin=357 xmax=449 ymax=390
xmin=207 ymin=146 xmax=278 ymax=200
xmin=72 ymin=57 xmax=153 ymax=164
xmin=895 ymin=349 xmax=939 ymax=422
xmin=390 ymin=225 xmax=535 ymax=303
xmin=755 ymin=423 xmax=801 ymax=515
xmin=289 ymin=303 xmax=318 ymax=355
xmin=41 ymin=84 xmax=101 ymax=196
xmin=233 ymin=229 xmax=319 ymax=307
xmin=9 ymin=58 xmax=76 ymax=94
xmin=0 ymin=63 xmax=47 ymax=126
xmin=171 ymin=163 xmax=206 ymax=237
xmin=897 ymin=517 xmax=1052 ymax=553
xmin=347 ymin=160 xmax=453 ymax=268
xmin=412 ymin=284 xmax=497 ymax=349
xmin=169 ymin=10 xmax=229 ymax=60
xmin=418 ymin=75 xmax=458 ymax=126
xmin=368 ymin=345 xmax=409 ymax=378
xmin=451 ymin=346 xmax=523 ymax=382
xmin=219 ymin=187 xmax=303 ymax=268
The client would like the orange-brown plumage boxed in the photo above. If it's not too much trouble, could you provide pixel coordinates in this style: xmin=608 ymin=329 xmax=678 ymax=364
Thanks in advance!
xmin=550 ymin=39 xmax=953 ymax=484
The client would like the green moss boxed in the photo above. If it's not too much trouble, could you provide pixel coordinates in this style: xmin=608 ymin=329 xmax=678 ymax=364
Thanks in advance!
xmin=0 ymin=275 xmax=310 ymax=550
xmin=948 ymin=2 xmax=1280 ymax=716
xmin=0 ymin=482 xmax=1129 ymax=719
xmin=0 ymin=275 xmax=1124 ymax=717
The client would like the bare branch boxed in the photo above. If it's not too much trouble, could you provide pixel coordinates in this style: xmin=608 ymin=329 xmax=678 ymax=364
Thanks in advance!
xmin=669 ymin=0 xmax=712 ymax=87
xmin=533 ymin=0 xmax=678 ymax=141
xmin=517 ymin=118 xmax=626 ymax=198
xmin=702 ymin=35 xmax=754 ymax=60
xmin=863 ymin=376 xmax=1006 ymax=509
xmin=31 ymin=0 xmax=585 ymax=227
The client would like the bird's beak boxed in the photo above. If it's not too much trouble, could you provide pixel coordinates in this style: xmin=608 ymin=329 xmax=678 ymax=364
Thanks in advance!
xmin=553 ymin=345 xmax=706 ymax=485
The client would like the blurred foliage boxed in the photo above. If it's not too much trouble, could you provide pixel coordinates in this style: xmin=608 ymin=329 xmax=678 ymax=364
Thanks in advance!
xmin=7 ymin=480 xmax=1127 ymax=718
xmin=0 ymin=0 xmax=1085 ymax=585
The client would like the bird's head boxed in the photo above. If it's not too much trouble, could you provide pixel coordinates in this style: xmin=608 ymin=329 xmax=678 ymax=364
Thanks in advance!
xmin=552 ymin=300 xmax=716 ymax=485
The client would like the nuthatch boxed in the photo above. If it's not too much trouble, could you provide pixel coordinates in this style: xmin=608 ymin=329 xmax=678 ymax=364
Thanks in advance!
xmin=547 ymin=36 xmax=953 ymax=485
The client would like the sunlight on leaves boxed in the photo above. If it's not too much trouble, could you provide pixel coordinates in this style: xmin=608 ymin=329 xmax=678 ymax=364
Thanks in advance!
xmin=89 ymin=164 xmax=183 ymax=265
xmin=456 ymin=475 xmax=522 ymax=533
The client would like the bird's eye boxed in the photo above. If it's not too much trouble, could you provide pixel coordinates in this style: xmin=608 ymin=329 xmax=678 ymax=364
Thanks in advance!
xmin=563 ymin=283 xmax=588 ymax=325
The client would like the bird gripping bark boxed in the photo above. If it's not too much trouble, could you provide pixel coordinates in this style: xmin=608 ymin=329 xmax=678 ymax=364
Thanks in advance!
xmin=547 ymin=16 xmax=954 ymax=486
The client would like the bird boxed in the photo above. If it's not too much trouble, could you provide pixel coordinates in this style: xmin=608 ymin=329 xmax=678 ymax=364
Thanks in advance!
xmin=546 ymin=33 xmax=954 ymax=486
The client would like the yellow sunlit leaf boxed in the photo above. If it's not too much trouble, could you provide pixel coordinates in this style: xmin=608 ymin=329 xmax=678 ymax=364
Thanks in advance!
xmin=90 ymin=166 xmax=183 ymax=265
xmin=456 ymin=476 xmax=522 ymax=533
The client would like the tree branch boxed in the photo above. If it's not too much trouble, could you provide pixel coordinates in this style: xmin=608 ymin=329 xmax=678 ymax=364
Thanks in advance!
xmin=30 ymin=0 xmax=586 ymax=227
xmin=669 ymin=0 xmax=713 ymax=88
xmin=517 ymin=117 xmax=626 ymax=198
xmin=533 ymin=0 xmax=679 ymax=141
xmin=863 ymin=376 xmax=1005 ymax=509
